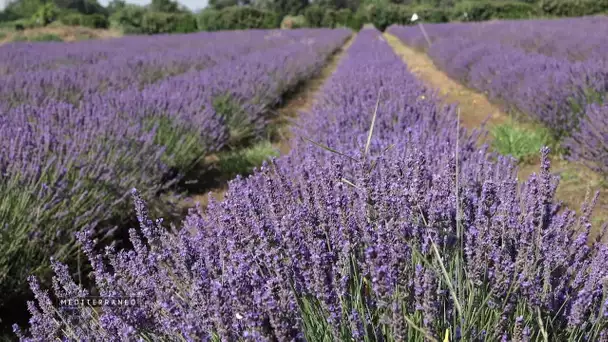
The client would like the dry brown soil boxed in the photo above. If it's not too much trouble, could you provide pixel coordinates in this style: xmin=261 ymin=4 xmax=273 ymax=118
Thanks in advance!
xmin=384 ymin=32 xmax=608 ymax=232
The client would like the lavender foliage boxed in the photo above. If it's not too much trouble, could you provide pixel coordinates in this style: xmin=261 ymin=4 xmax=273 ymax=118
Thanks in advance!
xmin=0 ymin=28 xmax=350 ymax=327
xmin=17 ymin=28 xmax=608 ymax=341
xmin=564 ymin=103 xmax=608 ymax=175
xmin=387 ymin=17 xmax=608 ymax=175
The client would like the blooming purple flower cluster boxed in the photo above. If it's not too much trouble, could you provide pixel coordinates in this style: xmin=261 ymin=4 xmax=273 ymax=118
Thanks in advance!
xmin=17 ymin=28 xmax=608 ymax=341
xmin=0 ymin=29 xmax=345 ymax=107
xmin=0 ymin=28 xmax=350 ymax=328
xmin=387 ymin=17 xmax=608 ymax=175
xmin=564 ymin=103 xmax=608 ymax=174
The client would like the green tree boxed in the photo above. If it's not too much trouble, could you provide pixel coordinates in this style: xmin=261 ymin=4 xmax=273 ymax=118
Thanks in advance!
xmin=276 ymin=0 xmax=308 ymax=15
xmin=209 ymin=0 xmax=252 ymax=9
xmin=149 ymin=0 xmax=180 ymax=13
xmin=33 ymin=2 xmax=59 ymax=25
xmin=3 ymin=0 xmax=44 ymax=19
xmin=107 ymin=0 xmax=126 ymax=14
xmin=109 ymin=3 xmax=146 ymax=32
xmin=53 ymin=0 xmax=107 ymax=15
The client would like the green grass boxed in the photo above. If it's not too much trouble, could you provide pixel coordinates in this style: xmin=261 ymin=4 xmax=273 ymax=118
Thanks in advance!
xmin=490 ymin=121 xmax=554 ymax=163
xmin=213 ymin=94 xmax=257 ymax=148
xmin=10 ymin=34 xmax=29 ymax=42
xmin=145 ymin=115 xmax=209 ymax=175
xmin=29 ymin=33 xmax=63 ymax=42
xmin=9 ymin=33 xmax=64 ymax=43
xmin=216 ymin=141 xmax=280 ymax=178
xmin=0 ymin=32 xmax=7 ymax=41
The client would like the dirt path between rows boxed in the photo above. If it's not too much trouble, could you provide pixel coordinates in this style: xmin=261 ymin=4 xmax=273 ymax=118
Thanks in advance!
xmin=384 ymin=33 xmax=508 ymax=130
xmin=384 ymin=32 xmax=608 ymax=233
xmin=184 ymin=34 xmax=355 ymax=211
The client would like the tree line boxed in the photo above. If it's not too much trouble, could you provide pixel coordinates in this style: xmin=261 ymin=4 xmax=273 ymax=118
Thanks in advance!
xmin=0 ymin=0 xmax=607 ymax=36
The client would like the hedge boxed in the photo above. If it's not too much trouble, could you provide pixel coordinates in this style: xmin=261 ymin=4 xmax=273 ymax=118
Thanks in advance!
xmin=539 ymin=0 xmax=608 ymax=17
xmin=453 ymin=1 xmax=540 ymax=21
xmin=109 ymin=5 xmax=146 ymax=33
xmin=60 ymin=13 xmax=109 ymax=28
xmin=303 ymin=5 xmax=363 ymax=30
xmin=365 ymin=4 xmax=450 ymax=31
xmin=109 ymin=6 xmax=196 ymax=34
xmin=303 ymin=5 xmax=324 ymax=27
xmin=197 ymin=6 xmax=280 ymax=31
xmin=141 ymin=12 xmax=197 ymax=34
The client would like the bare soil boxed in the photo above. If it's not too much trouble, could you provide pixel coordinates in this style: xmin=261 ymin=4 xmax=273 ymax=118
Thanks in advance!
xmin=384 ymin=32 xmax=608 ymax=234
xmin=184 ymin=34 xmax=355 ymax=211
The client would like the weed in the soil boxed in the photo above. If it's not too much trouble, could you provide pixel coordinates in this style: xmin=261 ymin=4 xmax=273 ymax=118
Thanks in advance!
xmin=10 ymin=34 xmax=28 ymax=42
xmin=491 ymin=121 xmax=554 ymax=163
xmin=213 ymin=94 xmax=257 ymax=148
xmin=10 ymin=33 xmax=64 ymax=42
xmin=216 ymin=141 xmax=280 ymax=179
xmin=29 ymin=33 xmax=63 ymax=42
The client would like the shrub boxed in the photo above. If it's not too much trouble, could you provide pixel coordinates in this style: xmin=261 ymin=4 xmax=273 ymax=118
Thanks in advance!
xmin=172 ymin=13 xmax=198 ymax=33
xmin=364 ymin=3 xmax=407 ymax=31
xmin=565 ymin=103 xmax=608 ymax=175
xmin=61 ymin=13 xmax=109 ymax=28
xmin=303 ymin=4 xmax=325 ymax=27
xmin=453 ymin=1 xmax=540 ymax=21
xmin=347 ymin=9 xmax=365 ymax=30
xmin=364 ymin=3 xmax=450 ymax=31
xmin=32 ymin=2 xmax=59 ymax=26
xmin=80 ymin=13 xmax=109 ymax=28
xmin=112 ymin=9 xmax=196 ymax=34
xmin=10 ymin=34 xmax=29 ymax=41
xmin=109 ymin=4 xmax=146 ymax=34
xmin=334 ymin=8 xmax=352 ymax=27
xmin=490 ymin=121 xmax=554 ymax=163
xmin=321 ymin=8 xmax=337 ymax=28
xmin=141 ymin=11 xmax=197 ymax=34
xmin=281 ymin=15 xmax=308 ymax=29
xmin=28 ymin=33 xmax=64 ymax=41
xmin=59 ymin=13 xmax=84 ymax=26
xmin=327 ymin=7 xmax=365 ymax=30
xmin=410 ymin=4 xmax=451 ymax=23
xmin=216 ymin=140 xmax=279 ymax=178
xmin=11 ymin=18 xmax=39 ymax=30
xmin=540 ymin=0 xmax=608 ymax=17
xmin=197 ymin=6 xmax=279 ymax=31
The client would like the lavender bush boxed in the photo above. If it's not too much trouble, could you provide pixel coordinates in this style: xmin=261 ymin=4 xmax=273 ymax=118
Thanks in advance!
xmin=0 ymin=30 xmax=344 ymax=108
xmin=16 ymin=28 xmax=608 ymax=341
xmin=564 ymin=103 xmax=608 ymax=176
xmin=387 ymin=17 xmax=608 ymax=175
xmin=0 ymin=28 xmax=350 ymax=333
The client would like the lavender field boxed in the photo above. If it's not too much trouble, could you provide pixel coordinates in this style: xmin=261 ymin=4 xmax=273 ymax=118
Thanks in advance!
xmin=3 ymin=21 xmax=608 ymax=342
xmin=388 ymin=16 xmax=608 ymax=175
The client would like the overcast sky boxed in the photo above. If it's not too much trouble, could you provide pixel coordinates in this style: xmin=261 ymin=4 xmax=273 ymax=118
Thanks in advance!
xmin=0 ymin=0 xmax=208 ymax=11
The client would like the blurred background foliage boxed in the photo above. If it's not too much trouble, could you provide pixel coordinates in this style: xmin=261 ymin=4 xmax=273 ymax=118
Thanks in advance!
xmin=0 ymin=0 xmax=607 ymax=35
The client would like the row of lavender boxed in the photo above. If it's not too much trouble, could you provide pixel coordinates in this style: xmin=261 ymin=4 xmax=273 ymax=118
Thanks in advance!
xmin=17 ymin=28 xmax=608 ymax=341
xmin=0 ymin=30 xmax=317 ymax=75
xmin=387 ymin=16 xmax=608 ymax=175
xmin=0 ymin=28 xmax=351 ymax=327
xmin=1 ymin=30 xmax=330 ymax=107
